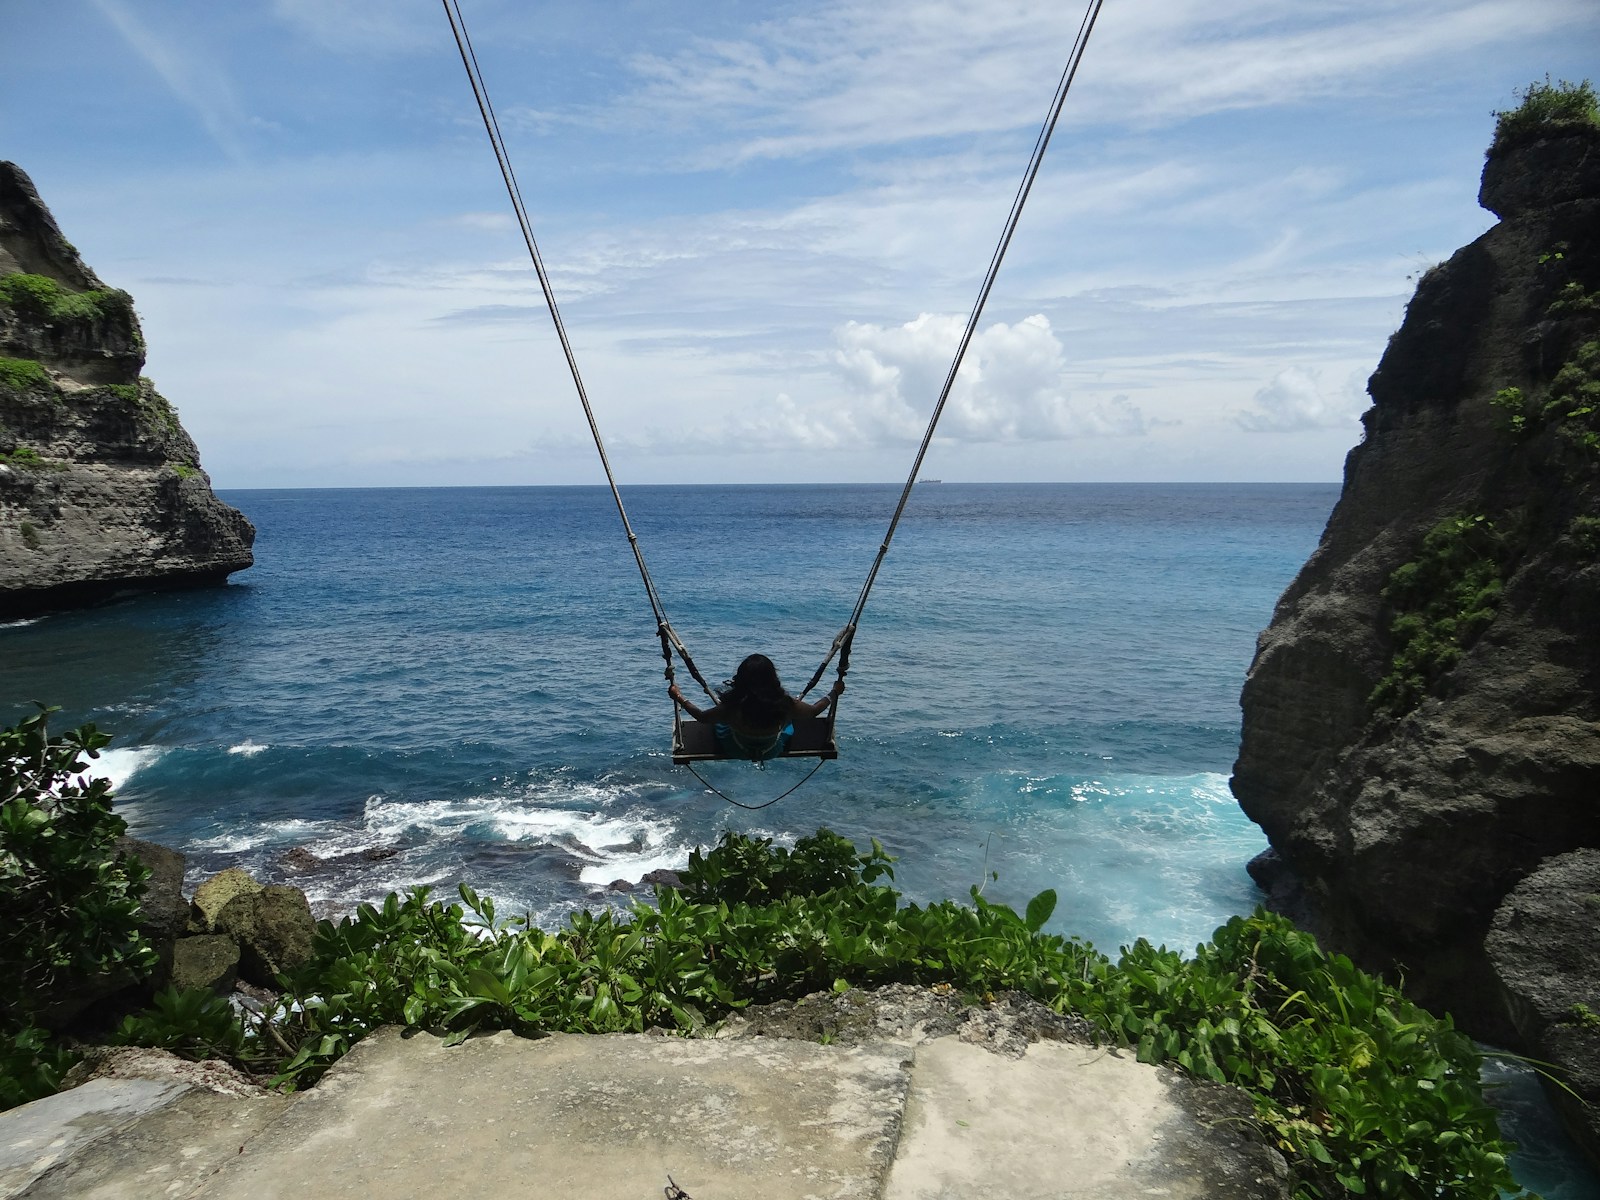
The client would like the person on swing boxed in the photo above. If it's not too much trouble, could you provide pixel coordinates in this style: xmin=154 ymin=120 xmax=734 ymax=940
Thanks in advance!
xmin=669 ymin=653 xmax=844 ymax=761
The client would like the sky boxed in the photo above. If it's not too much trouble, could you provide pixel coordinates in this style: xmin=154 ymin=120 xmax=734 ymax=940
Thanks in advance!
xmin=3 ymin=1 xmax=1597 ymax=488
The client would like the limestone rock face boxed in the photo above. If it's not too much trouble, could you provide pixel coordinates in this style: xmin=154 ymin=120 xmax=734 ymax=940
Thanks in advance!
xmin=0 ymin=160 xmax=252 ymax=619
xmin=1231 ymin=126 xmax=1600 ymax=1042
xmin=1485 ymin=848 xmax=1600 ymax=1171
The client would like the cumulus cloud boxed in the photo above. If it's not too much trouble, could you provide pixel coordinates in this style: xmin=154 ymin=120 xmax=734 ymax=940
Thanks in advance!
xmin=828 ymin=312 xmax=1153 ymax=444
xmin=1235 ymin=367 xmax=1365 ymax=432
xmin=610 ymin=313 xmax=1154 ymax=456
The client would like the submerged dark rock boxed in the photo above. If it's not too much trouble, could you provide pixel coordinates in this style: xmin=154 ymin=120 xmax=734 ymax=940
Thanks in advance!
xmin=1232 ymin=122 xmax=1600 ymax=1160
xmin=0 ymin=161 xmax=252 ymax=619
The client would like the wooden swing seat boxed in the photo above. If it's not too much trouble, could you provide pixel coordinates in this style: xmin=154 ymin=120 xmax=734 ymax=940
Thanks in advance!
xmin=672 ymin=716 xmax=839 ymax=765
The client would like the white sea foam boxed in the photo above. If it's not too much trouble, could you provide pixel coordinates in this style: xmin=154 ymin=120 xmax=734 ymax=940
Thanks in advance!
xmin=576 ymin=846 xmax=685 ymax=887
xmin=0 ymin=616 xmax=43 ymax=629
xmin=94 ymin=746 xmax=164 ymax=791
xmin=358 ymin=775 xmax=689 ymax=886
xmin=186 ymin=819 xmax=334 ymax=855
xmin=228 ymin=741 xmax=270 ymax=757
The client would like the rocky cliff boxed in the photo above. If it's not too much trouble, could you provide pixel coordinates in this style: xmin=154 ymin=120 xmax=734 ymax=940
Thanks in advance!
xmin=0 ymin=162 xmax=253 ymax=619
xmin=1232 ymin=113 xmax=1600 ymax=1165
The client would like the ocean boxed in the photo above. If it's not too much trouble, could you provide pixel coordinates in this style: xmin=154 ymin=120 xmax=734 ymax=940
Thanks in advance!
xmin=2 ymin=481 xmax=1593 ymax=1196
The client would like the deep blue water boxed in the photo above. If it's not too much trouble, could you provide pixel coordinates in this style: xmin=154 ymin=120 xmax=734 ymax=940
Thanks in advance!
xmin=2 ymin=482 xmax=1593 ymax=1196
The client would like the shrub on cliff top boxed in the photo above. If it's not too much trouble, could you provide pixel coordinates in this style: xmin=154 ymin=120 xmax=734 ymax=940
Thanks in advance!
xmin=103 ymin=827 xmax=1530 ymax=1197
xmin=1492 ymin=77 xmax=1600 ymax=152
xmin=3 ymin=737 xmax=1534 ymax=1197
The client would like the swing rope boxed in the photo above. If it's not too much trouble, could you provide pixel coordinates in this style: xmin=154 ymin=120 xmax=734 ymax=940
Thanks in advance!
xmin=683 ymin=757 xmax=829 ymax=811
xmin=442 ymin=0 xmax=718 ymax=705
xmin=798 ymin=0 xmax=1105 ymax=702
xmin=444 ymin=0 xmax=1105 ymax=800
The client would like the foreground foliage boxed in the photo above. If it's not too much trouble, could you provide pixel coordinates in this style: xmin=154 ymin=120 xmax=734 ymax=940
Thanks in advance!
xmin=107 ymin=830 xmax=1530 ymax=1198
xmin=0 ymin=731 xmax=1532 ymax=1200
xmin=1 ymin=710 xmax=157 ymax=1108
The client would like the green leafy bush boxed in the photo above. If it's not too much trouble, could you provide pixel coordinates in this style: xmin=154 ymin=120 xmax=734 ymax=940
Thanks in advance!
xmin=1491 ymin=386 xmax=1532 ymax=435
xmin=0 ymin=355 xmax=51 ymax=392
xmin=1 ymin=709 xmax=159 ymax=1108
xmin=0 ymin=710 xmax=157 ymax=1018
xmin=1546 ymin=340 xmax=1600 ymax=454
xmin=142 ymin=829 xmax=1517 ymax=1198
xmin=1564 ymin=515 xmax=1600 ymax=558
xmin=114 ymin=986 xmax=255 ymax=1063
xmin=9 ymin=809 xmax=1534 ymax=1195
xmin=0 ymin=1024 xmax=78 ymax=1111
xmin=1370 ymin=515 xmax=1505 ymax=715
xmin=1492 ymin=77 xmax=1600 ymax=151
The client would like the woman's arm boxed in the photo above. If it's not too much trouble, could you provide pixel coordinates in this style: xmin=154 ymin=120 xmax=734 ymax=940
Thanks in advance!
xmin=794 ymin=679 xmax=845 ymax=719
xmin=669 ymin=684 xmax=722 ymax=723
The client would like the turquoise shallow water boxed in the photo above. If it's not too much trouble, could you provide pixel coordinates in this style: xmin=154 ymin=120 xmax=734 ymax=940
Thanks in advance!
xmin=2 ymin=481 xmax=1594 ymax=1195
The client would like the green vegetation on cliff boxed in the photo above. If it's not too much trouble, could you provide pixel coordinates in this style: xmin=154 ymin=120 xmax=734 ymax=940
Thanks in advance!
xmin=1492 ymin=77 xmax=1600 ymax=151
xmin=0 ymin=355 xmax=50 ymax=393
xmin=0 ymin=272 xmax=136 ymax=333
xmin=1369 ymin=514 xmax=1505 ymax=716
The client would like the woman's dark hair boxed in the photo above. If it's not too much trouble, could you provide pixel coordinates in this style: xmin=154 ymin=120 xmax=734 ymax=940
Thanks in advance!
xmin=719 ymin=653 xmax=792 ymax=729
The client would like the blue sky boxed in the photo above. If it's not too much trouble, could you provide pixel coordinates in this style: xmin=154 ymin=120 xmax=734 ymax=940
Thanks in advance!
xmin=4 ymin=1 xmax=1597 ymax=487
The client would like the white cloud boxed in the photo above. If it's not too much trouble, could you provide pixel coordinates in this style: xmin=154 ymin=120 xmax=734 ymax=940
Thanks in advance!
xmin=1235 ymin=366 xmax=1365 ymax=432
xmin=89 ymin=0 xmax=254 ymax=163
xmin=271 ymin=0 xmax=439 ymax=55
xmin=611 ymin=0 xmax=1595 ymax=164
xmin=836 ymin=313 xmax=1155 ymax=443
xmin=655 ymin=313 xmax=1155 ymax=454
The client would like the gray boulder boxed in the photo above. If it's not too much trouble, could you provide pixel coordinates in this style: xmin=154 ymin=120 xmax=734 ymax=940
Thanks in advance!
xmin=190 ymin=867 xmax=262 ymax=933
xmin=1485 ymin=849 xmax=1600 ymax=1172
xmin=214 ymin=884 xmax=316 ymax=986
xmin=169 ymin=935 xmax=241 ymax=995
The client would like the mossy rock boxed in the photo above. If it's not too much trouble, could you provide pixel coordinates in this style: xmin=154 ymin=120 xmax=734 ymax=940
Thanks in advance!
xmin=190 ymin=867 xmax=263 ymax=933
xmin=170 ymin=934 xmax=240 ymax=994
xmin=214 ymin=884 xmax=315 ymax=986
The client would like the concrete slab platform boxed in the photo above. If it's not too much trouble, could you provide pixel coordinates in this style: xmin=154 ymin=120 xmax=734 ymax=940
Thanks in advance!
xmin=0 ymin=1077 xmax=187 ymax=1199
xmin=188 ymin=1027 xmax=914 ymax=1200
xmin=17 ymin=1087 xmax=291 ymax=1200
xmin=884 ymin=1039 xmax=1289 ymax=1200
